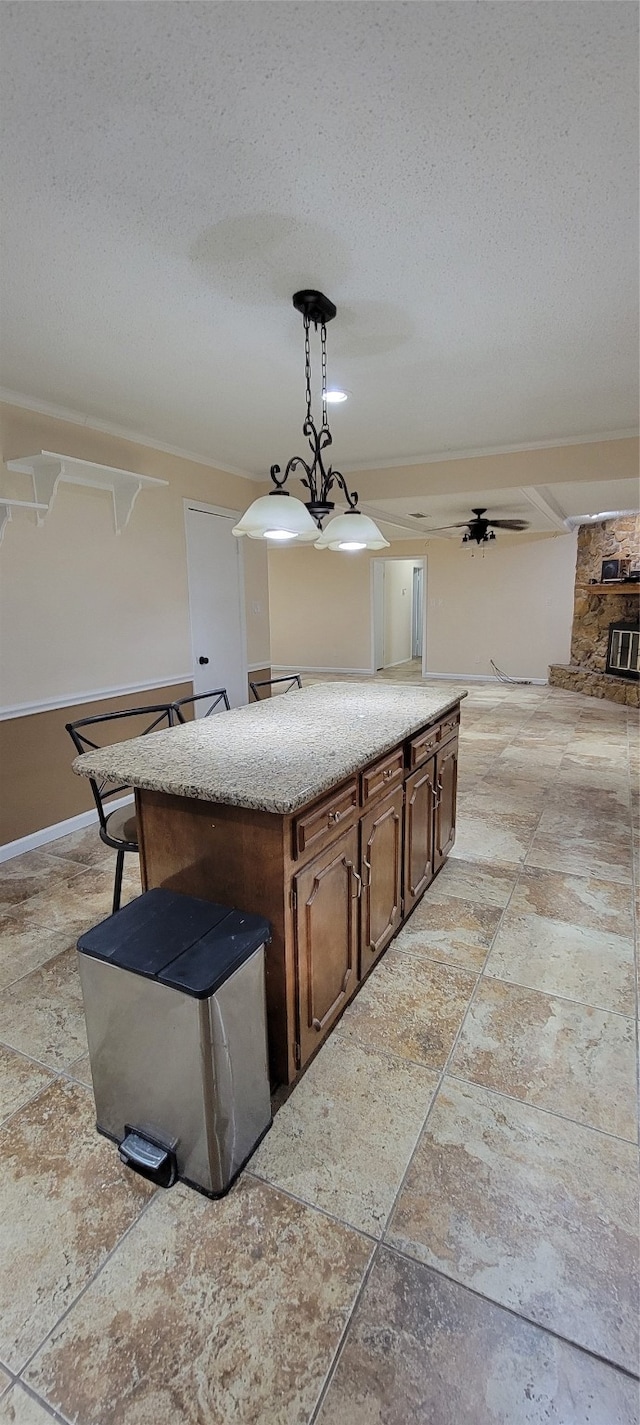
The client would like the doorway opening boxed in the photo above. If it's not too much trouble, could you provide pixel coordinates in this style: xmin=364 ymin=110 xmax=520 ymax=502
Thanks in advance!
xmin=371 ymin=557 xmax=427 ymax=675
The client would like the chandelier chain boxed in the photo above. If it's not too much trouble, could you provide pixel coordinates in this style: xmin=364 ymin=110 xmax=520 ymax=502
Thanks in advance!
xmin=320 ymin=322 xmax=328 ymax=431
xmin=303 ymin=317 xmax=312 ymax=424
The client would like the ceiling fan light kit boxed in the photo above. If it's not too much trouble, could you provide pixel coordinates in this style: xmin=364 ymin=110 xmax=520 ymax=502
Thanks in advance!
xmin=232 ymin=292 xmax=388 ymax=553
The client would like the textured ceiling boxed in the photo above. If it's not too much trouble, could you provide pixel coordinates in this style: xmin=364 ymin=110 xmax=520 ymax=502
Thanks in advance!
xmin=0 ymin=2 xmax=638 ymax=475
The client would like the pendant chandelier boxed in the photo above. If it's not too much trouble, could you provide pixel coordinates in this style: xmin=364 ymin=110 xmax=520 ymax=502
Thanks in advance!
xmin=232 ymin=291 xmax=389 ymax=552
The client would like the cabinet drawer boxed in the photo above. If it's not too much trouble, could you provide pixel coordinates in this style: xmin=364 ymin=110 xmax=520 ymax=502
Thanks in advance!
xmin=293 ymin=779 xmax=358 ymax=860
xmin=409 ymin=725 xmax=439 ymax=769
xmin=438 ymin=710 xmax=460 ymax=745
xmin=360 ymin=747 xmax=404 ymax=806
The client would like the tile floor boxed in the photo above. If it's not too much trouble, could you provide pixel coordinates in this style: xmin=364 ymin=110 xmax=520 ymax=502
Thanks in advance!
xmin=0 ymin=672 xmax=638 ymax=1424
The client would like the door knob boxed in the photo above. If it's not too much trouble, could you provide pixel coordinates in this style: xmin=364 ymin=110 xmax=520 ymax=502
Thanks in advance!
xmin=198 ymin=656 xmax=209 ymax=665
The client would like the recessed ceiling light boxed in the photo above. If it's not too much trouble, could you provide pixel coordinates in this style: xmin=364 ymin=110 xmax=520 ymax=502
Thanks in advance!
xmin=324 ymin=389 xmax=348 ymax=403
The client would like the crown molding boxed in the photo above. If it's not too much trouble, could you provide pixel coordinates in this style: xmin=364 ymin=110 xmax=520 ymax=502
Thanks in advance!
xmin=0 ymin=388 xmax=260 ymax=482
xmin=2 ymin=387 xmax=636 ymax=483
xmin=341 ymin=429 xmax=640 ymax=474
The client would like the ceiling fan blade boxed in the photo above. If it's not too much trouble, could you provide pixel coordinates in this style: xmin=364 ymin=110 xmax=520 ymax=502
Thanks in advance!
xmin=487 ymin=519 xmax=530 ymax=530
xmin=424 ymin=522 xmax=471 ymax=532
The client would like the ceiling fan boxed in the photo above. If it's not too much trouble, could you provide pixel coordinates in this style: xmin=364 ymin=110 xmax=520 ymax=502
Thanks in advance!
xmin=425 ymin=507 xmax=530 ymax=545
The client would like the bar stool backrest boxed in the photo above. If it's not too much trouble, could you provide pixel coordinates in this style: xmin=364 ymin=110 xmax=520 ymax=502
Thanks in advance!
xmin=249 ymin=675 xmax=302 ymax=701
xmin=171 ymin=689 xmax=231 ymax=723
xmin=66 ymin=704 xmax=174 ymax=834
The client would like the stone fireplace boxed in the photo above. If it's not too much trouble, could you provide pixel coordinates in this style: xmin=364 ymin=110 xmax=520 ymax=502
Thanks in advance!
xmin=549 ymin=514 xmax=639 ymax=706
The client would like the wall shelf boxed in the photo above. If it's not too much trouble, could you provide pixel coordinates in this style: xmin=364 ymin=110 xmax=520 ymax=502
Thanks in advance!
xmin=577 ymin=582 xmax=640 ymax=594
xmin=0 ymin=498 xmax=49 ymax=546
xmin=6 ymin=451 xmax=168 ymax=534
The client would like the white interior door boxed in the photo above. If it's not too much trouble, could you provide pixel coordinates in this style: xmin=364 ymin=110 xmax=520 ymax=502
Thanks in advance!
xmin=184 ymin=503 xmax=248 ymax=709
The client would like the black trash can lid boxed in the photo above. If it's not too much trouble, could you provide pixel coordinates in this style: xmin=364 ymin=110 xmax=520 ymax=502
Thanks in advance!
xmin=77 ymin=888 xmax=271 ymax=999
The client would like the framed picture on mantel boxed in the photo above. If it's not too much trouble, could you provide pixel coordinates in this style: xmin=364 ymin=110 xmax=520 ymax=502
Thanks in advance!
xmin=601 ymin=558 xmax=629 ymax=583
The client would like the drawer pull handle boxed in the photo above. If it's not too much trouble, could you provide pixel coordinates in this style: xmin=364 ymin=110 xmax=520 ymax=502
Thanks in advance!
xmin=327 ymin=810 xmax=342 ymax=824
xmin=351 ymin=867 xmax=362 ymax=900
xmin=383 ymin=767 xmax=394 ymax=779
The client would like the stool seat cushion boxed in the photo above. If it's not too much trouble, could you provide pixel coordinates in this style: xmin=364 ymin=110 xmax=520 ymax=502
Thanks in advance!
xmin=103 ymin=804 xmax=138 ymax=847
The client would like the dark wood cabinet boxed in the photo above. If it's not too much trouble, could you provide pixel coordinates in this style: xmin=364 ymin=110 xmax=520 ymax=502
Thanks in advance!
xmin=293 ymin=824 xmax=360 ymax=1068
xmin=434 ymin=737 xmax=458 ymax=873
xmin=138 ymin=703 xmax=462 ymax=1085
xmin=360 ymin=785 xmax=403 ymax=977
xmin=403 ymin=758 xmax=437 ymax=915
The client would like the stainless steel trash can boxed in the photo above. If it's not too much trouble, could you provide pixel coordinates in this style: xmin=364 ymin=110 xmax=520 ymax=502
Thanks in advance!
xmin=77 ymin=888 xmax=272 ymax=1197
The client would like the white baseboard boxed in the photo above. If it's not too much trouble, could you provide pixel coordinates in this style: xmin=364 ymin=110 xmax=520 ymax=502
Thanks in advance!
xmin=247 ymin=661 xmax=272 ymax=672
xmin=422 ymin=672 xmax=548 ymax=685
xmin=272 ymin=664 xmax=374 ymax=676
xmin=0 ymin=794 xmax=134 ymax=863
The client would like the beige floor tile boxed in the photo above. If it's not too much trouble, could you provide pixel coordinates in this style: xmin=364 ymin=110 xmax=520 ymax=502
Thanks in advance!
xmin=0 ymin=948 xmax=87 ymax=1071
xmin=0 ymin=912 xmax=76 ymax=992
xmin=486 ymin=910 xmax=636 ymax=1014
xmin=450 ymin=976 xmax=637 ymax=1140
xmin=45 ymin=826 xmax=114 ymax=868
xmin=0 ymin=1386 xmax=55 ymax=1424
xmin=252 ymin=1033 xmax=438 ymax=1235
xmin=0 ymin=1373 xmax=9 ymax=1401
xmin=396 ymin=888 xmax=502 ymax=971
xmin=386 ymin=1078 xmax=639 ymax=1372
xmin=536 ymin=803 xmax=632 ymax=845
xmin=0 ymin=850 xmax=87 ymax=913
xmin=457 ymin=776 xmax=547 ymax=816
xmin=525 ymin=829 xmax=633 ymax=885
xmin=316 ymin=1247 xmax=639 ymax=1425
xmin=2 ymin=867 xmax=117 ymax=938
xmin=493 ymin=748 xmax=565 ymax=781
xmin=509 ymin=865 xmax=634 ymax=936
xmin=24 ymin=1176 xmax=372 ymax=1425
xmin=65 ymin=1052 xmax=93 ymax=1088
xmin=339 ymin=949 xmax=477 ymax=1068
xmin=0 ymin=1045 xmax=55 ymax=1125
xmin=450 ymin=811 xmax=537 ymax=866
xmin=0 ymin=1077 xmax=155 ymax=1372
xmin=434 ymin=857 xmax=519 ymax=907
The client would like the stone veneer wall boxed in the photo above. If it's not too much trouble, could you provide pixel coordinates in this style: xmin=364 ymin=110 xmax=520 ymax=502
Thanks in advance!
xmin=570 ymin=515 xmax=639 ymax=671
xmin=549 ymin=514 xmax=639 ymax=706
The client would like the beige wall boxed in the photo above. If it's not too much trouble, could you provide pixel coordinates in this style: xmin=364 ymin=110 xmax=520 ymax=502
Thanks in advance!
xmin=350 ymin=438 xmax=639 ymax=503
xmin=268 ymin=544 xmax=373 ymax=672
xmin=0 ymin=401 xmax=271 ymax=843
xmin=0 ymin=401 xmax=270 ymax=710
xmin=269 ymin=532 xmax=576 ymax=681
xmin=423 ymin=533 xmax=576 ymax=678
xmin=383 ymin=559 xmax=418 ymax=667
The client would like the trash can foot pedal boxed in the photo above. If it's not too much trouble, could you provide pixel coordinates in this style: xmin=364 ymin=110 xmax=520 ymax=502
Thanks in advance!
xmin=119 ymin=1129 xmax=178 ymax=1189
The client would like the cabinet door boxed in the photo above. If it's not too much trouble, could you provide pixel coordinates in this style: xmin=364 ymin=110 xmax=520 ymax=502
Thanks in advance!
xmin=403 ymin=758 xmax=436 ymax=915
xmin=294 ymin=825 xmax=360 ymax=1068
xmin=360 ymin=786 xmax=403 ymax=978
xmin=434 ymin=737 xmax=458 ymax=872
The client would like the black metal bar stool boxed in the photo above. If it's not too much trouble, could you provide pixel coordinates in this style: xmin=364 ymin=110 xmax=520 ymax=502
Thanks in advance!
xmin=66 ymin=703 xmax=174 ymax=912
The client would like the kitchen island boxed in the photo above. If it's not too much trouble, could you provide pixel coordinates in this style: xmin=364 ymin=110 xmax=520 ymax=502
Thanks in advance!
xmin=74 ymin=682 xmax=465 ymax=1086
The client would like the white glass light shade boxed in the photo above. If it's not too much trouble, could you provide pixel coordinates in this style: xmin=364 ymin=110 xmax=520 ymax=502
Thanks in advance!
xmin=314 ymin=511 xmax=390 ymax=551
xmin=232 ymin=494 xmax=319 ymax=542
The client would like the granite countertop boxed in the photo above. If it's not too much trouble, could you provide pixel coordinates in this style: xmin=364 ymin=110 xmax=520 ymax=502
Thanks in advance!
xmin=73 ymin=682 xmax=466 ymax=815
